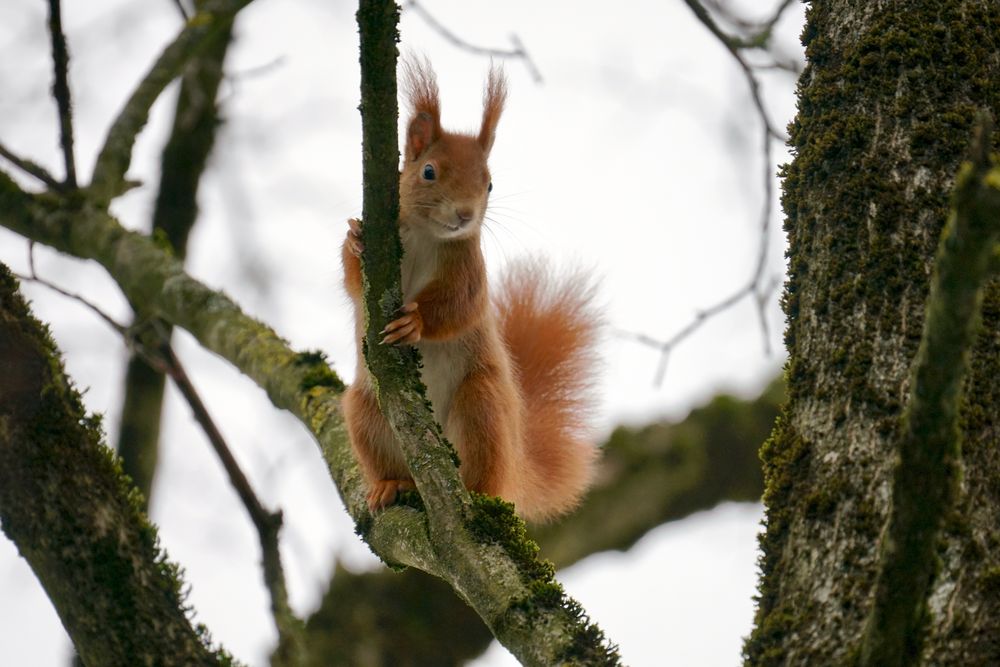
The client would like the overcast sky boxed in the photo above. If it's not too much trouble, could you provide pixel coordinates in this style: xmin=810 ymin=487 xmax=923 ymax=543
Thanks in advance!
xmin=0 ymin=1 xmax=803 ymax=664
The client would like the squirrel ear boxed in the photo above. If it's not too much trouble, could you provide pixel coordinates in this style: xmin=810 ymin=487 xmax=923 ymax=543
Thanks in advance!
xmin=402 ymin=56 xmax=441 ymax=161
xmin=478 ymin=64 xmax=507 ymax=155
xmin=406 ymin=112 xmax=438 ymax=161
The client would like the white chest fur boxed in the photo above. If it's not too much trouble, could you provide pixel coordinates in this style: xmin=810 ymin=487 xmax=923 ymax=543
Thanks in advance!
xmin=399 ymin=225 xmax=470 ymax=427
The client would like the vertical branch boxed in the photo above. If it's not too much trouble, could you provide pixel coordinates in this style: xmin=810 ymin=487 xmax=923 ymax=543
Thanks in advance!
xmin=46 ymin=0 xmax=77 ymax=187
xmin=356 ymin=0 xmax=404 ymax=343
xmin=355 ymin=0 xmax=471 ymax=520
xmin=860 ymin=117 xmax=1000 ymax=666
xmin=117 ymin=4 xmax=234 ymax=507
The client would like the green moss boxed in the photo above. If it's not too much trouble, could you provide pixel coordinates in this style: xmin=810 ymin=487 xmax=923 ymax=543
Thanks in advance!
xmin=467 ymin=493 xmax=551 ymax=582
xmin=466 ymin=494 xmax=621 ymax=664
xmin=981 ymin=566 xmax=1000 ymax=595
xmin=749 ymin=1 xmax=1000 ymax=663
xmin=0 ymin=264 xmax=234 ymax=665
xmin=293 ymin=349 xmax=345 ymax=392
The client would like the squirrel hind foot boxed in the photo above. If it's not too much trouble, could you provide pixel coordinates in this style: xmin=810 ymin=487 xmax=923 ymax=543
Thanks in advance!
xmin=367 ymin=478 xmax=417 ymax=512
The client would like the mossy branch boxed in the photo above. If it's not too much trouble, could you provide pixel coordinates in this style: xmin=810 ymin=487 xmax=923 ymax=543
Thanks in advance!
xmin=860 ymin=116 xmax=1000 ymax=666
xmin=0 ymin=265 xmax=234 ymax=666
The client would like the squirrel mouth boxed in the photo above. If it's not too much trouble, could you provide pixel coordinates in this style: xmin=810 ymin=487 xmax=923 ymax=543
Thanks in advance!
xmin=436 ymin=219 xmax=467 ymax=234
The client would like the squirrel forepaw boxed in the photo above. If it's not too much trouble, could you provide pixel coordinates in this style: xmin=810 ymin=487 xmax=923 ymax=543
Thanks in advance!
xmin=346 ymin=218 xmax=364 ymax=257
xmin=380 ymin=302 xmax=423 ymax=345
xmin=367 ymin=478 xmax=417 ymax=512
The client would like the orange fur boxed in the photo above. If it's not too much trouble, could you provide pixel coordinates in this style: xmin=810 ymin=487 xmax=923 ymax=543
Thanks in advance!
xmin=342 ymin=60 xmax=599 ymax=521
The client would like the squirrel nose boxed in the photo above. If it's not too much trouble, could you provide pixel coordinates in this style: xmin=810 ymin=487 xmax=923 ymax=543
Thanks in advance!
xmin=456 ymin=207 xmax=475 ymax=224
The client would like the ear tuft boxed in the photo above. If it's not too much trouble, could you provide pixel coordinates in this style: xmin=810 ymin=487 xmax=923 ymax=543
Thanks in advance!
xmin=402 ymin=56 xmax=441 ymax=161
xmin=478 ymin=64 xmax=508 ymax=155
xmin=407 ymin=112 xmax=436 ymax=161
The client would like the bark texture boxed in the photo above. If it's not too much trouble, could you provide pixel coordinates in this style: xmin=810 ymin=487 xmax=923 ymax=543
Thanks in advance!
xmin=0 ymin=265 xmax=231 ymax=666
xmin=746 ymin=2 xmax=1000 ymax=664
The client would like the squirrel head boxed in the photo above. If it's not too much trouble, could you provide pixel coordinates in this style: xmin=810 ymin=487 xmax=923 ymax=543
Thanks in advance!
xmin=399 ymin=58 xmax=507 ymax=240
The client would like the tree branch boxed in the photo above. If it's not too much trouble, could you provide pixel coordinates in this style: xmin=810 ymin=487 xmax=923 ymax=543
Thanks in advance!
xmin=117 ymin=0 xmax=234 ymax=511
xmin=354 ymin=3 xmax=618 ymax=663
xmin=89 ymin=0 xmax=256 ymax=204
xmin=295 ymin=379 xmax=780 ymax=666
xmin=0 ymin=264 xmax=232 ymax=666
xmin=144 ymin=341 xmax=306 ymax=663
xmin=403 ymin=0 xmax=542 ymax=83
xmin=0 ymin=142 xmax=62 ymax=190
xmin=46 ymin=0 xmax=77 ymax=187
xmin=861 ymin=115 xmax=1000 ymax=666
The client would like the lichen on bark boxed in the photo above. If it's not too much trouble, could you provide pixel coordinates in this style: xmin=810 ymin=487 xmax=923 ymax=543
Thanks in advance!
xmin=746 ymin=1 xmax=1000 ymax=664
xmin=0 ymin=264 xmax=234 ymax=666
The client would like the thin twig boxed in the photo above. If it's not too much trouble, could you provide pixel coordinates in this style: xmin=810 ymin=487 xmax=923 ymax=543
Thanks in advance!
xmin=403 ymin=0 xmax=543 ymax=83
xmin=682 ymin=0 xmax=784 ymax=140
xmin=171 ymin=0 xmax=190 ymax=21
xmin=0 ymin=142 xmax=63 ymax=190
xmin=703 ymin=0 xmax=796 ymax=40
xmin=620 ymin=83 xmax=782 ymax=386
xmin=46 ymin=0 xmax=77 ymax=187
xmin=145 ymin=340 xmax=302 ymax=648
xmin=14 ymin=273 xmax=128 ymax=333
xmin=621 ymin=0 xmax=791 ymax=385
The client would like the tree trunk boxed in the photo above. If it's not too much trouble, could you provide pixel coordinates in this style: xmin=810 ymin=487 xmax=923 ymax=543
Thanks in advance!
xmin=746 ymin=1 xmax=1000 ymax=664
xmin=0 ymin=265 xmax=230 ymax=666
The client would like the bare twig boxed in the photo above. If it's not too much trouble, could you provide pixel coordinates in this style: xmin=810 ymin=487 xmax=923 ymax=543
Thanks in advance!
xmin=620 ymin=93 xmax=781 ymax=386
xmin=621 ymin=0 xmax=791 ymax=385
xmin=682 ymin=0 xmax=784 ymax=140
xmin=46 ymin=0 xmax=77 ymax=187
xmin=171 ymin=0 xmax=191 ymax=21
xmin=141 ymin=339 xmax=303 ymax=659
xmin=16 ymin=256 xmax=128 ymax=334
xmin=0 ymin=142 xmax=63 ymax=190
xmin=403 ymin=0 xmax=543 ymax=83
xmin=703 ymin=0 xmax=796 ymax=42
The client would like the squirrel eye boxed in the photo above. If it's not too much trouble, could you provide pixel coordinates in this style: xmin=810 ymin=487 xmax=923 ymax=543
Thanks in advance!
xmin=422 ymin=163 xmax=436 ymax=181
xmin=488 ymin=181 xmax=493 ymax=193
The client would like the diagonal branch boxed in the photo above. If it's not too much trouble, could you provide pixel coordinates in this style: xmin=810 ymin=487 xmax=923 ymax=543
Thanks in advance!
xmin=15 ymin=265 xmax=305 ymax=661
xmin=0 ymin=142 xmax=63 ymax=190
xmin=144 ymin=340 xmax=305 ymax=663
xmin=46 ymin=0 xmax=77 ymax=187
xmin=0 ymin=265 xmax=232 ymax=666
xmin=860 ymin=115 xmax=1000 ymax=666
xmin=89 ymin=0 xmax=257 ymax=204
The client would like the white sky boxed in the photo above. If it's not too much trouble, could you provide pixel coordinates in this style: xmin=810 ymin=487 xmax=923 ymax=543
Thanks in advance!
xmin=0 ymin=0 xmax=803 ymax=664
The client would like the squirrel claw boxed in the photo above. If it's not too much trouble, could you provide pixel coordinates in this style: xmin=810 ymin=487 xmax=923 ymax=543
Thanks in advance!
xmin=367 ymin=479 xmax=416 ymax=512
xmin=379 ymin=302 xmax=423 ymax=345
xmin=347 ymin=218 xmax=364 ymax=257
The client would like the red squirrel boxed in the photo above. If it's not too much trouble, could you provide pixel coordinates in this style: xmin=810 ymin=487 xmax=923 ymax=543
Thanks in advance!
xmin=341 ymin=60 xmax=599 ymax=522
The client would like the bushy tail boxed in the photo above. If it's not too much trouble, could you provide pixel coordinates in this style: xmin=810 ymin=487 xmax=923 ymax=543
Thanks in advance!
xmin=494 ymin=259 xmax=601 ymax=522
